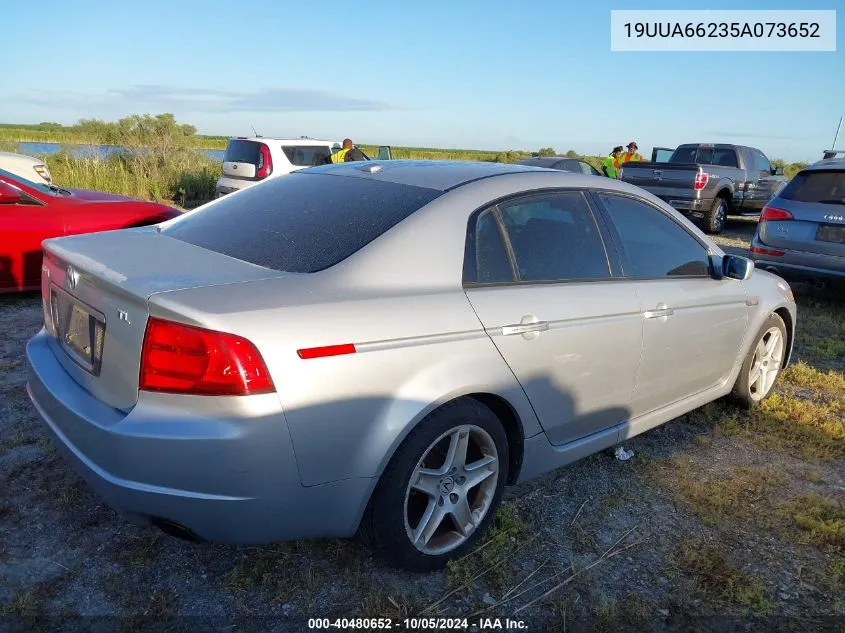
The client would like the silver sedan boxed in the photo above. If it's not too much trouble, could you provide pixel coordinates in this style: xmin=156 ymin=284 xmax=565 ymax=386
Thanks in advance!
xmin=26 ymin=160 xmax=797 ymax=571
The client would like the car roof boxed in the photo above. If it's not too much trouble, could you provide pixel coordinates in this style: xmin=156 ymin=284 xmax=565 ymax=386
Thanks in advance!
xmin=303 ymin=159 xmax=552 ymax=191
xmin=806 ymin=158 xmax=845 ymax=171
xmin=229 ymin=137 xmax=336 ymax=145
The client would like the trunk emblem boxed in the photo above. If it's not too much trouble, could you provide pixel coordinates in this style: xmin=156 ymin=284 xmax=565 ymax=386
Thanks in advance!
xmin=824 ymin=213 xmax=844 ymax=223
xmin=118 ymin=310 xmax=131 ymax=325
xmin=65 ymin=266 xmax=78 ymax=290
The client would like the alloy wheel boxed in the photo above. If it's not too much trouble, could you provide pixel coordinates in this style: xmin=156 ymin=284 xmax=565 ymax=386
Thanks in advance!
xmin=403 ymin=424 xmax=499 ymax=555
xmin=748 ymin=327 xmax=784 ymax=401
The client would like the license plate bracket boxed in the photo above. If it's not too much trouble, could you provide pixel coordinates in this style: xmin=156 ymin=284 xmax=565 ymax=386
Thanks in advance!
xmin=50 ymin=285 xmax=106 ymax=375
xmin=816 ymin=224 xmax=845 ymax=244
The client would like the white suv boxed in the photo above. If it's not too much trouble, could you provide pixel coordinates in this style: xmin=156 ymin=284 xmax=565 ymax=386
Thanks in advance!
xmin=215 ymin=137 xmax=342 ymax=198
xmin=214 ymin=137 xmax=393 ymax=198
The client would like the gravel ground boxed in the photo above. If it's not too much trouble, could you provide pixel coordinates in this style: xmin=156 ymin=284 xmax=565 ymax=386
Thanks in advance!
xmin=1 ymin=222 xmax=843 ymax=633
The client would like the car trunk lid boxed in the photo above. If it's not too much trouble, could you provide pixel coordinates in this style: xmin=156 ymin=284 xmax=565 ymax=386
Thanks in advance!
xmin=40 ymin=226 xmax=287 ymax=411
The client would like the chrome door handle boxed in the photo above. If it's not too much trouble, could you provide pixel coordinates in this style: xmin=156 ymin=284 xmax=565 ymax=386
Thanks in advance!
xmin=502 ymin=322 xmax=549 ymax=336
xmin=643 ymin=303 xmax=674 ymax=319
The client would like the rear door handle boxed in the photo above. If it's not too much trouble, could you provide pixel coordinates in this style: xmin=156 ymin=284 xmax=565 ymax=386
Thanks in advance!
xmin=643 ymin=303 xmax=674 ymax=319
xmin=502 ymin=322 xmax=549 ymax=336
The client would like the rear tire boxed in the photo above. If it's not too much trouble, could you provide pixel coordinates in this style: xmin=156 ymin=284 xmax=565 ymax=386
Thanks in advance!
xmin=359 ymin=398 xmax=509 ymax=571
xmin=731 ymin=313 xmax=787 ymax=408
xmin=704 ymin=197 xmax=728 ymax=234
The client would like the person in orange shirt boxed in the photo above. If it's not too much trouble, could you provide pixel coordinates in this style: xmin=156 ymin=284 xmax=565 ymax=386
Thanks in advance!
xmin=619 ymin=141 xmax=646 ymax=165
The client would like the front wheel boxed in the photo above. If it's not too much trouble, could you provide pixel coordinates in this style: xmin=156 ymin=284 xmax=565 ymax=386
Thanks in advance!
xmin=359 ymin=399 xmax=509 ymax=571
xmin=731 ymin=313 xmax=787 ymax=407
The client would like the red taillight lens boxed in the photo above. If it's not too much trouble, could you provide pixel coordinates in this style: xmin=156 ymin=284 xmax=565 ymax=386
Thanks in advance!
xmin=760 ymin=205 xmax=793 ymax=221
xmin=694 ymin=172 xmax=709 ymax=190
xmin=256 ymin=143 xmax=273 ymax=179
xmin=751 ymin=245 xmax=785 ymax=257
xmin=139 ymin=317 xmax=275 ymax=396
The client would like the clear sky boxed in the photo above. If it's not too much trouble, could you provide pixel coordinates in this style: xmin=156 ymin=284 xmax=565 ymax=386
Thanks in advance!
xmin=1 ymin=0 xmax=842 ymax=162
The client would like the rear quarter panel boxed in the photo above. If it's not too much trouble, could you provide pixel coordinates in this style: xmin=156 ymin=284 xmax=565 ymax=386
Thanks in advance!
xmin=149 ymin=275 xmax=541 ymax=487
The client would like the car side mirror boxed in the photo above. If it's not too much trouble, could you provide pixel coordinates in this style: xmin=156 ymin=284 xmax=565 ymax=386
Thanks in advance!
xmin=378 ymin=146 xmax=392 ymax=160
xmin=0 ymin=181 xmax=22 ymax=205
xmin=723 ymin=254 xmax=754 ymax=281
xmin=772 ymin=166 xmax=784 ymax=176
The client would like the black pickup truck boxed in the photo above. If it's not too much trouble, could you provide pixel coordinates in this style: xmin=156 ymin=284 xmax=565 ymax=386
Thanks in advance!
xmin=620 ymin=143 xmax=788 ymax=234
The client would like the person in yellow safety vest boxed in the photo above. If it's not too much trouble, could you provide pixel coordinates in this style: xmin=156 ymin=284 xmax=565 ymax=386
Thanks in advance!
xmin=602 ymin=146 xmax=624 ymax=179
xmin=619 ymin=141 xmax=645 ymax=165
xmin=330 ymin=138 xmax=367 ymax=163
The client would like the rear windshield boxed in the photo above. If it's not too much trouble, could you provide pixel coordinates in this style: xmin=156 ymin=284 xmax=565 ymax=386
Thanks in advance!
xmin=224 ymin=140 xmax=260 ymax=165
xmin=779 ymin=170 xmax=845 ymax=205
xmin=161 ymin=172 xmax=442 ymax=273
xmin=283 ymin=146 xmax=332 ymax=167
xmin=670 ymin=146 xmax=738 ymax=167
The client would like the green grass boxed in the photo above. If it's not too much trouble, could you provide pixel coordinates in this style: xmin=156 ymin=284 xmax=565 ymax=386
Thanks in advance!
xmin=44 ymin=149 xmax=219 ymax=207
xmin=444 ymin=504 xmax=530 ymax=591
xmin=781 ymin=494 xmax=844 ymax=550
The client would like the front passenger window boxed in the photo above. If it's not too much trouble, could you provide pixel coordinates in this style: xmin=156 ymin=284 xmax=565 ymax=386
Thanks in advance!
xmin=598 ymin=194 xmax=711 ymax=278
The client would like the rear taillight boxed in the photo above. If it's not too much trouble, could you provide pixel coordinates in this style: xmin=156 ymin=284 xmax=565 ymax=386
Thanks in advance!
xmin=694 ymin=172 xmax=709 ymax=190
xmin=751 ymin=245 xmax=785 ymax=257
xmin=760 ymin=205 xmax=793 ymax=221
xmin=139 ymin=317 xmax=275 ymax=396
xmin=256 ymin=143 xmax=272 ymax=179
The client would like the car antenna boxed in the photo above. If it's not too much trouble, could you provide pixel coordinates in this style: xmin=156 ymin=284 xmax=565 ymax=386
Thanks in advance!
xmin=251 ymin=124 xmax=260 ymax=138
xmin=831 ymin=116 xmax=843 ymax=151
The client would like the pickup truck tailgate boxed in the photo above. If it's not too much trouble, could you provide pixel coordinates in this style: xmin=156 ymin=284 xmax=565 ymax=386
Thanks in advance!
xmin=620 ymin=163 xmax=700 ymax=200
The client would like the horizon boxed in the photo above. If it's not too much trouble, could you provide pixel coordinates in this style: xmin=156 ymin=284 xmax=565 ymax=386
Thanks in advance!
xmin=2 ymin=1 xmax=842 ymax=163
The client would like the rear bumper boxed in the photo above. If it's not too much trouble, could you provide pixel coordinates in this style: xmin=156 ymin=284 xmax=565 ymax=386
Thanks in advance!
xmin=26 ymin=329 xmax=373 ymax=543
xmin=751 ymin=237 xmax=845 ymax=287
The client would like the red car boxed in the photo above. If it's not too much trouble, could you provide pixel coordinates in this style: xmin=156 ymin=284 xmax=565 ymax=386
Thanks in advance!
xmin=0 ymin=168 xmax=181 ymax=293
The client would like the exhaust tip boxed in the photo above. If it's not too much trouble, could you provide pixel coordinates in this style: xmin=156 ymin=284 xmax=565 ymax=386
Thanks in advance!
xmin=151 ymin=517 xmax=203 ymax=543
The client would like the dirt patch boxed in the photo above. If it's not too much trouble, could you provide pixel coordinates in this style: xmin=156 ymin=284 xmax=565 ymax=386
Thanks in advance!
xmin=1 ymin=282 xmax=843 ymax=631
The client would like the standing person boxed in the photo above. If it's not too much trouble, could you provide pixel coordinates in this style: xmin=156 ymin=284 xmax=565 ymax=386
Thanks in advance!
xmin=330 ymin=138 xmax=367 ymax=163
xmin=602 ymin=146 xmax=624 ymax=179
xmin=619 ymin=141 xmax=645 ymax=165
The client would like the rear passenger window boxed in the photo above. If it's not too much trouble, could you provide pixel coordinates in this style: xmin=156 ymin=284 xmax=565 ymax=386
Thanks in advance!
xmin=496 ymin=192 xmax=611 ymax=282
xmin=469 ymin=209 xmax=514 ymax=284
xmin=598 ymin=194 xmax=711 ymax=278
xmin=283 ymin=146 xmax=331 ymax=167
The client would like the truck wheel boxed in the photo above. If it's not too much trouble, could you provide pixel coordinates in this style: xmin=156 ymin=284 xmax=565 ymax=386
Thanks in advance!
xmin=704 ymin=197 xmax=727 ymax=234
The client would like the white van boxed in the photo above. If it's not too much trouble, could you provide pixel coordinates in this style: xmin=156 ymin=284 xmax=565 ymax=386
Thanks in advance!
xmin=0 ymin=152 xmax=52 ymax=185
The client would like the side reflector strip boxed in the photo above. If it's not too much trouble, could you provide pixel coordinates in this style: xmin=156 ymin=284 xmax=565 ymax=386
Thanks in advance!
xmin=297 ymin=344 xmax=357 ymax=360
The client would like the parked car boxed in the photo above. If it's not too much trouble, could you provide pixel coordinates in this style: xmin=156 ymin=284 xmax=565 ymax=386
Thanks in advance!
xmin=27 ymin=160 xmax=796 ymax=571
xmin=517 ymin=156 xmax=602 ymax=176
xmin=0 ymin=151 xmax=52 ymax=184
xmin=215 ymin=136 xmax=392 ymax=198
xmin=751 ymin=155 xmax=845 ymax=289
xmin=619 ymin=143 xmax=788 ymax=234
xmin=0 ymin=168 xmax=181 ymax=293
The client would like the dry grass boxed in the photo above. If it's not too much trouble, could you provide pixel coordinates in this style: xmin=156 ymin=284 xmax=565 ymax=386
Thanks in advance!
xmin=676 ymin=540 xmax=771 ymax=614
xmin=780 ymin=494 xmax=844 ymax=550
xmin=661 ymin=461 xmax=787 ymax=527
